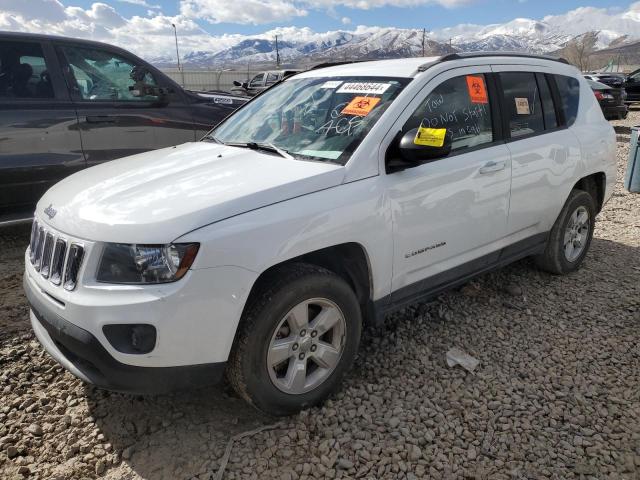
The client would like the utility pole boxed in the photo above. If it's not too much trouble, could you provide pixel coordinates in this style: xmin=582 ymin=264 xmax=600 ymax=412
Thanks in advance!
xmin=171 ymin=23 xmax=185 ymax=87
xmin=275 ymin=35 xmax=281 ymax=68
xmin=422 ymin=28 xmax=426 ymax=57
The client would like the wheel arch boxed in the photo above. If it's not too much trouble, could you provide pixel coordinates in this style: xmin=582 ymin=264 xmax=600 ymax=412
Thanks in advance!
xmin=245 ymin=242 xmax=375 ymax=325
xmin=573 ymin=171 xmax=606 ymax=213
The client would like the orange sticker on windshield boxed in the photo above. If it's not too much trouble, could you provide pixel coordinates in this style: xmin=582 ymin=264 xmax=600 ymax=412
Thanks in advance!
xmin=466 ymin=75 xmax=488 ymax=104
xmin=341 ymin=96 xmax=381 ymax=116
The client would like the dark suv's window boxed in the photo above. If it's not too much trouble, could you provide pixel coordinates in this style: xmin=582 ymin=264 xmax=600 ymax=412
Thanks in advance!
xmin=554 ymin=75 xmax=580 ymax=127
xmin=499 ymin=72 xmax=544 ymax=138
xmin=61 ymin=45 xmax=157 ymax=102
xmin=403 ymin=73 xmax=494 ymax=155
xmin=0 ymin=41 xmax=54 ymax=99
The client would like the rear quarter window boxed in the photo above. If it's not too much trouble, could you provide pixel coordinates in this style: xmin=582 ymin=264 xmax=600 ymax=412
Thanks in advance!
xmin=554 ymin=75 xmax=580 ymax=127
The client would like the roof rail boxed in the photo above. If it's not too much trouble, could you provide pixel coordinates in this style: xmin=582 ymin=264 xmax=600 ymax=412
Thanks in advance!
xmin=309 ymin=60 xmax=365 ymax=70
xmin=417 ymin=51 xmax=570 ymax=72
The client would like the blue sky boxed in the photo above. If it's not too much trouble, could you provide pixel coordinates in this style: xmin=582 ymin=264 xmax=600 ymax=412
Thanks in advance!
xmin=66 ymin=0 xmax=630 ymax=35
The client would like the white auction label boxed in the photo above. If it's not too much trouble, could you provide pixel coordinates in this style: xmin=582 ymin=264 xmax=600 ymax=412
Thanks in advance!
xmin=336 ymin=82 xmax=391 ymax=94
xmin=320 ymin=80 xmax=342 ymax=89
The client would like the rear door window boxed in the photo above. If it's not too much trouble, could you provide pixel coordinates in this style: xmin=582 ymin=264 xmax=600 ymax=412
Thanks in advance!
xmin=0 ymin=41 xmax=54 ymax=99
xmin=499 ymin=72 xmax=544 ymax=138
xmin=554 ymin=75 xmax=580 ymax=127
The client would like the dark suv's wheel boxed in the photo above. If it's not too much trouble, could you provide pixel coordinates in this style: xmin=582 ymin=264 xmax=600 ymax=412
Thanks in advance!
xmin=227 ymin=263 xmax=362 ymax=416
xmin=535 ymin=189 xmax=596 ymax=274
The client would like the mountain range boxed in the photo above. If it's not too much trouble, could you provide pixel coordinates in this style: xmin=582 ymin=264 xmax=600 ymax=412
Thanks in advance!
xmin=151 ymin=12 xmax=640 ymax=69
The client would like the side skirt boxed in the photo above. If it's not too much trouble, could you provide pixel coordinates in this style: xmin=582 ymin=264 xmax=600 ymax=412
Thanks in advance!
xmin=370 ymin=232 xmax=548 ymax=326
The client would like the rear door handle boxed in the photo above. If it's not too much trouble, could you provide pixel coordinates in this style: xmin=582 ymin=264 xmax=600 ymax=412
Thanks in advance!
xmin=479 ymin=160 xmax=506 ymax=174
xmin=86 ymin=115 xmax=117 ymax=124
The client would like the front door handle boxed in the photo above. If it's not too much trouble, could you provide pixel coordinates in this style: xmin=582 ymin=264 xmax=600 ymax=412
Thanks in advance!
xmin=479 ymin=160 xmax=506 ymax=174
xmin=86 ymin=115 xmax=117 ymax=124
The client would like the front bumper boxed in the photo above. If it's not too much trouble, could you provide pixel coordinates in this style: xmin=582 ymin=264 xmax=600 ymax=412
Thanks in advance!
xmin=25 ymin=274 xmax=226 ymax=394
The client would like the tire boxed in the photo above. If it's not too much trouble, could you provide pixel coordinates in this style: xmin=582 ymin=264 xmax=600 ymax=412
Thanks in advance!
xmin=227 ymin=263 xmax=362 ymax=416
xmin=534 ymin=189 xmax=596 ymax=275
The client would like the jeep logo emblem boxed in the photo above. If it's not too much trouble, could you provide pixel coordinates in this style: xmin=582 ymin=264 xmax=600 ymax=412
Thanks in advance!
xmin=44 ymin=204 xmax=57 ymax=219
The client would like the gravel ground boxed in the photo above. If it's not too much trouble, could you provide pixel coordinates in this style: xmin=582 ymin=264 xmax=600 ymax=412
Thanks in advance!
xmin=1 ymin=111 xmax=639 ymax=480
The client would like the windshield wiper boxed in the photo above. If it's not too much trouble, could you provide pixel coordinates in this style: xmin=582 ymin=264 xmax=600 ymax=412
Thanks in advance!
xmin=222 ymin=141 xmax=295 ymax=160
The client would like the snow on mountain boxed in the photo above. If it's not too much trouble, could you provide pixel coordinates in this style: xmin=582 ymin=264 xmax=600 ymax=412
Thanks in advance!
xmin=150 ymin=4 xmax=640 ymax=67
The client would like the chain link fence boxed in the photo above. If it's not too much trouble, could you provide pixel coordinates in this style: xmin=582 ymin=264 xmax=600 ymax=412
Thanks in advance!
xmin=160 ymin=69 xmax=265 ymax=92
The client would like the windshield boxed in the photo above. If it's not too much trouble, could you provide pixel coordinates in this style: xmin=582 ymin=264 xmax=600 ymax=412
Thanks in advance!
xmin=209 ymin=76 xmax=411 ymax=165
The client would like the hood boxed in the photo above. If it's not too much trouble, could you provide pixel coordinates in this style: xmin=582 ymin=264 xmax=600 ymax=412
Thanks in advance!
xmin=37 ymin=142 xmax=345 ymax=243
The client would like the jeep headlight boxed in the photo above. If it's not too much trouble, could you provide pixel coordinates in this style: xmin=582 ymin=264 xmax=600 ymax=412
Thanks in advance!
xmin=97 ymin=243 xmax=199 ymax=284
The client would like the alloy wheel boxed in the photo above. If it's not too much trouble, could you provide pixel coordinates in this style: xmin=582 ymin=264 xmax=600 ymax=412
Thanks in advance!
xmin=267 ymin=298 xmax=346 ymax=395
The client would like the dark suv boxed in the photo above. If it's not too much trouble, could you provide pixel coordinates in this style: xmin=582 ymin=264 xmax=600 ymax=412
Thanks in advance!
xmin=0 ymin=32 xmax=247 ymax=225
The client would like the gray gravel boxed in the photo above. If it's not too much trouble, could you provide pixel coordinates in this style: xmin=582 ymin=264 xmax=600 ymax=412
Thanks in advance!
xmin=1 ymin=111 xmax=639 ymax=479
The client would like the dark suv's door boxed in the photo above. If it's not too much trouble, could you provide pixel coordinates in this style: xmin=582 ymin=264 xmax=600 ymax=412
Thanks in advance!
xmin=56 ymin=42 xmax=197 ymax=167
xmin=0 ymin=38 xmax=84 ymax=222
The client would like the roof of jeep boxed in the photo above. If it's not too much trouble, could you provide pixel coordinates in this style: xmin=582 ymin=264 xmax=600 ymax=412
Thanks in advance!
xmin=296 ymin=58 xmax=440 ymax=79
xmin=296 ymin=52 xmax=571 ymax=79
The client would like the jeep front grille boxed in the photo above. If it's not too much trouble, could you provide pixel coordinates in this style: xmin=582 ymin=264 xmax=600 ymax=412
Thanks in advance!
xmin=29 ymin=220 xmax=84 ymax=291
xmin=40 ymin=232 xmax=55 ymax=278
xmin=50 ymin=239 xmax=67 ymax=286
xmin=63 ymin=244 xmax=84 ymax=291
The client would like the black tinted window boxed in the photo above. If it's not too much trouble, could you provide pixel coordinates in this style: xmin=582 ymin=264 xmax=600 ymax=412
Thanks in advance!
xmin=499 ymin=72 xmax=544 ymax=138
xmin=554 ymin=75 xmax=580 ymax=126
xmin=404 ymin=74 xmax=494 ymax=154
xmin=537 ymin=74 xmax=558 ymax=130
xmin=0 ymin=41 xmax=53 ymax=99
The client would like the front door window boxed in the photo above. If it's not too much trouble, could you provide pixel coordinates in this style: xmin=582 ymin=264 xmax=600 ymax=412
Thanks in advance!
xmin=61 ymin=46 xmax=157 ymax=101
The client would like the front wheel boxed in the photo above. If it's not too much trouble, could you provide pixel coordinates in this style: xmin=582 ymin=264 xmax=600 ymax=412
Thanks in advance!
xmin=227 ymin=263 xmax=362 ymax=416
xmin=535 ymin=189 xmax=596 ymax=274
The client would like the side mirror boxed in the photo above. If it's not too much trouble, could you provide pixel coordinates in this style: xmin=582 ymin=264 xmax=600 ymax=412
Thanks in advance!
xmin=233 ymin=80 xmax=242 ymax=87
xmin=398 ymin=127 xmax=452 ymax=163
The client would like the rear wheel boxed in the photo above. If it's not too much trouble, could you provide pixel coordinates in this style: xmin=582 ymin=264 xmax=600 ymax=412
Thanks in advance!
xmin=535 ymin=189 xmax=596 ymax=274
xmin=227 ymin=263 xmax=361 ymax=416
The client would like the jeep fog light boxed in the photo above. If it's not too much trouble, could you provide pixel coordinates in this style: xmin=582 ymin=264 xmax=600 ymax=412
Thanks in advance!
xmin=97 ymin=243 xmax=199 ymax=284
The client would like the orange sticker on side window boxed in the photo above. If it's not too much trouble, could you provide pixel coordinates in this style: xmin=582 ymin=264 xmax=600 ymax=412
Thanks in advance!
xmin=341 ymin=96 xmax=381 ymax=116
xmin=466 ymin=75 xmax=488 ymax=104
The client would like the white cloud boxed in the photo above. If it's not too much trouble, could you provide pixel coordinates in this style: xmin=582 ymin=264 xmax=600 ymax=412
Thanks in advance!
xmin=341 ymin=17 xmax=351 ymax=25
xmin=180 ymin=0 xmax=307 ymax=25
xmin=177 ymin=0 xmax=474 ymax=26
xmin=303 ymin=0 xmax=472 ymax=9
xmin=117 ymin=0 xmax=161 ymax=9
xmin=1 ymin=0 xmax=68 ymax=22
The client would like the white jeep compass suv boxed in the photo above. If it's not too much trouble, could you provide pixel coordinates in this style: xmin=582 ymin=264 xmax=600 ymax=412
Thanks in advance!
xmin=24 ymin=53 xmax=616 ymax=415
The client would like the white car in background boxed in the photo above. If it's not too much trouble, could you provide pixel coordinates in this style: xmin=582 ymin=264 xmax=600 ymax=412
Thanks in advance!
xmin=24 ymin=53 xmax=616 ymax=415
